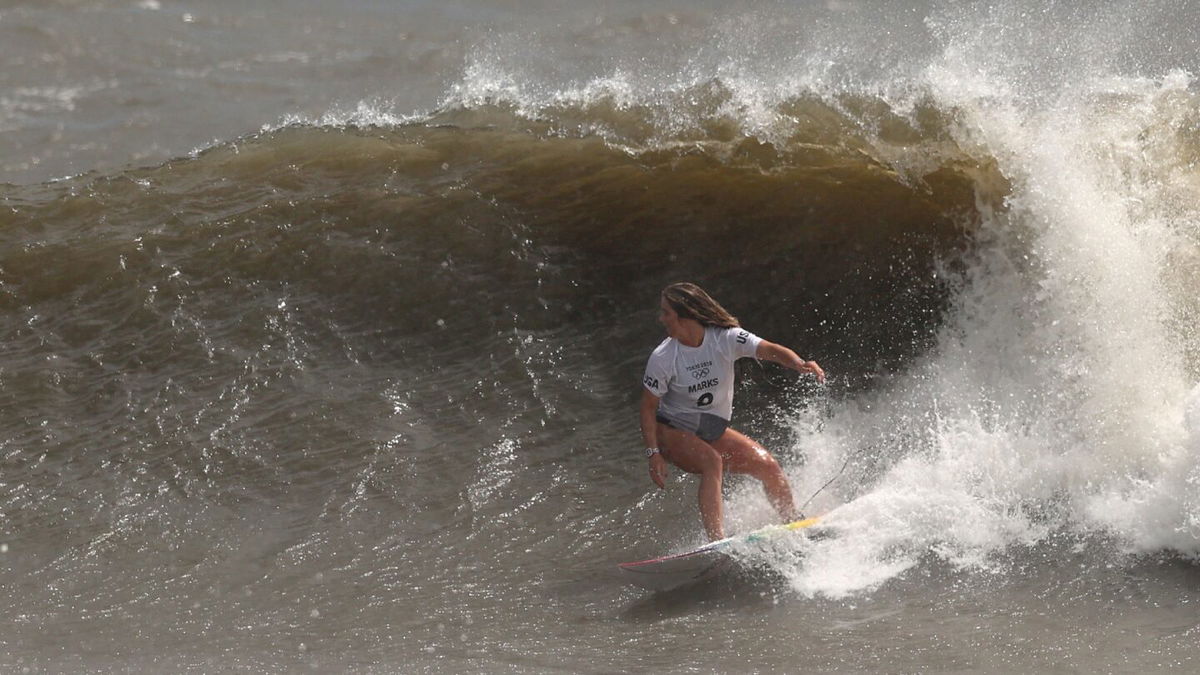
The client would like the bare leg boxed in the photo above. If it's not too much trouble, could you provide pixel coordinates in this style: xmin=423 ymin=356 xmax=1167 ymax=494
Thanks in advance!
xmin=712 ymin=428 xmax=797 ymax=522
xmin=656 ymin=423 xmax=726 ymax=540
xmin=697 ymin=468 xmax=723 ymax=540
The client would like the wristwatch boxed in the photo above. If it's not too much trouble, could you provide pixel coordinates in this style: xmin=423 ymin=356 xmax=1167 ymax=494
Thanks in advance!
xmin=645 ymin=447 xmax=660 ymax=458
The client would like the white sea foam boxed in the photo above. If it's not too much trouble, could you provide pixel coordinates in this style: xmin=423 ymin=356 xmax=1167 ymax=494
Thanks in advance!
xmin=776 ymin=44 xmax=1200 ymax=597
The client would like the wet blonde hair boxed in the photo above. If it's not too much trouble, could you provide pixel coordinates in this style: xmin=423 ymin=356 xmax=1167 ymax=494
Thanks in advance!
xmin=662 ymin=282 xmax=739 ymax=329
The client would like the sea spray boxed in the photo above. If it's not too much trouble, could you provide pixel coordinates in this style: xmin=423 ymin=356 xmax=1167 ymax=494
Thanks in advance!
xmin=774 ymin=51 xmax=1200 ymax=597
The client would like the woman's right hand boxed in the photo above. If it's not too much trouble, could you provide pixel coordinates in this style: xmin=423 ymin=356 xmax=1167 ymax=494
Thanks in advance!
xmin=649 ymin=452 xmax=668 ymax=489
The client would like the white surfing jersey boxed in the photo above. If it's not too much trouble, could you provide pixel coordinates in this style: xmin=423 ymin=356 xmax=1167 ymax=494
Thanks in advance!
xmin=642 ymin=326 xmax=763 ymax=421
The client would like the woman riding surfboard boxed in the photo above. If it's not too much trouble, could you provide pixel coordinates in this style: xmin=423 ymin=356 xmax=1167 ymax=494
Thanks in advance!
xmin=640 ymin=282 xmax=825 ymax=540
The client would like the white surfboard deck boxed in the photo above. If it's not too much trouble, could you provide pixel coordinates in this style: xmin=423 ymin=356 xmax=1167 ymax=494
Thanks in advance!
xmin=617 ymin=516 xmax=822 ymax=592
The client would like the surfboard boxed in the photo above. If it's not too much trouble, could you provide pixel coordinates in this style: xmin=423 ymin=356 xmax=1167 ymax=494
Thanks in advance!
xmin=617 ymin=516 xmax=822 ymax=592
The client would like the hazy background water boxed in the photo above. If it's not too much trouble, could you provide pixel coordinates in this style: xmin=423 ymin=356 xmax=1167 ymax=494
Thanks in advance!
xmin=3 ymin=0 xmax=1200 ymax=672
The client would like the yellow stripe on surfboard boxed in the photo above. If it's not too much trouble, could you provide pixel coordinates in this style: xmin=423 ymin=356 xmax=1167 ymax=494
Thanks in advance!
xmin=743 ymin=515 xmax=821 ymax=543
xmin=784 ymin=516 xmax=821 ymax=530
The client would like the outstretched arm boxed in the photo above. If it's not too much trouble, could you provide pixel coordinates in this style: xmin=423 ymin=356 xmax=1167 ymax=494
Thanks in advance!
xmin=756 ymin=340 xmax=826 ymax=383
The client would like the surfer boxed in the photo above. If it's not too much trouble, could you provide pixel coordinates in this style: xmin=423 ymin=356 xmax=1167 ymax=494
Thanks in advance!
xmin=640 ymin=282 xmax=825 ymax=541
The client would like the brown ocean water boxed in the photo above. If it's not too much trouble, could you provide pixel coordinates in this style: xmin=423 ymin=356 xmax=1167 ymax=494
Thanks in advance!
xmin=4 ymin=1 xmax=1200 ymax=672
